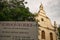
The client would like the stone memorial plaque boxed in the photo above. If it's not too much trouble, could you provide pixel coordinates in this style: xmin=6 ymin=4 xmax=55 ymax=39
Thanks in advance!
xmin=0 ymin=21 xmax=38 ymax=40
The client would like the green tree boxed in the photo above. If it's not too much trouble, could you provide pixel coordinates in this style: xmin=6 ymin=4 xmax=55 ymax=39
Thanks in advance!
xmin=0 ymin=0 xmax=35 ymax=21
xmin=58 ymin=25 xmax=60 ymax=40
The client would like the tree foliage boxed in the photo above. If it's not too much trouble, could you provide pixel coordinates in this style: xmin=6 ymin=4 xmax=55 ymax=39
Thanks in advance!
xmin=58 ymin=25 xmax=60 ymax=39
xmin=0 ymin=0 xmax=34 ymax=21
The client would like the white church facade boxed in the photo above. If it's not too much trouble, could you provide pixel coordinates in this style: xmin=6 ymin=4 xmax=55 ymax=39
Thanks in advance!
xmin=35 ymin=4 xmax=58 ymax=40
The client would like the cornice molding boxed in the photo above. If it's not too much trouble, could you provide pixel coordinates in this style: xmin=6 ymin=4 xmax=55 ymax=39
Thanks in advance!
xmin=38 ymin=25 xmax=55 ymax=32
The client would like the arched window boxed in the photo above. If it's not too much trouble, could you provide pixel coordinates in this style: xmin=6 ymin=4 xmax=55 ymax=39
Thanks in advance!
xmin=41 ymin=30 xmax=45 ymax=39
xmin=50 ymin=33 xmax=53 ymax=40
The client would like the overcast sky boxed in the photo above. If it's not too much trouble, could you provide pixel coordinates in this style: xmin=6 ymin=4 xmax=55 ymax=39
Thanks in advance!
xmin=25 ymin=0 xmax=60 ymax=26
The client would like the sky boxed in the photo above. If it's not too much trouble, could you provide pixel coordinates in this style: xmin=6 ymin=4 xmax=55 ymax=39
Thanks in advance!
xmin=25 ymin=0 xmax=60 ymax=26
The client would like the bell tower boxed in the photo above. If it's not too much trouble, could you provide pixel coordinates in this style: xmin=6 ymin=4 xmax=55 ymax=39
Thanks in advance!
xmin=38 ymin=4 xmax=46 ymax=17
xmin=40 ymin=3 xmax=43 ymax=10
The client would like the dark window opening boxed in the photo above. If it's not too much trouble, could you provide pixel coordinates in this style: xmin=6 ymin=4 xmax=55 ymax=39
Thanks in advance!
xmin=50 ymin=33 xmax=53 ymax=40
xmin=41 ymin=30 xmax=45 ymax=39
xmin=41 ymin=18 xmax=44 ymax=21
